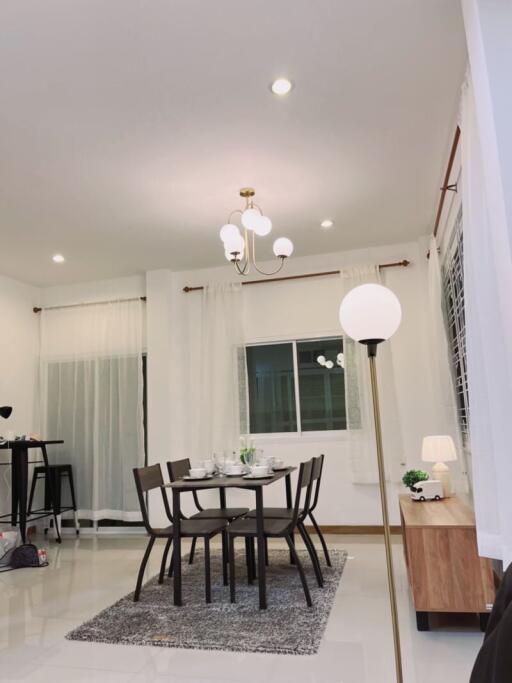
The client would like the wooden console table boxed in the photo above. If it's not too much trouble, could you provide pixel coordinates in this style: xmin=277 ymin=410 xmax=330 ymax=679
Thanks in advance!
xmin=399 ymin=494 xmax=495 ymax=631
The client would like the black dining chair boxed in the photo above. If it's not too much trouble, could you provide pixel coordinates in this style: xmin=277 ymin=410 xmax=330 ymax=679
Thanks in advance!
xmin=167 ymin=458 xmax=249 ymax=568
xmin=247 ymin=455 xmax=331 ymax=587
xmin=227 ymin=459 xmax=315 ymax=607
xmin=133 ymin=464 xmax=227 ymax=603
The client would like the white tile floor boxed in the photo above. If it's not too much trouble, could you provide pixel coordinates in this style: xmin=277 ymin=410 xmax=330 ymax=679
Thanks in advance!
xmin=0 ymin=534 xmax=482 ymax=682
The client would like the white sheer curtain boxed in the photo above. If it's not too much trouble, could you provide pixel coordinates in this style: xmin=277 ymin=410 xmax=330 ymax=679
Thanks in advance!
xmin=39 ymin=300 xmax=146 ymax=521
xmin=195 ymin=283 xmax=244 ymax=458
xmin=340 ymin=266 xmax=404 ymax=483
xmin=461 ymin=74 xmax=512 ymax=564
xmin=426 ymin=235 xmax=466 ymax=478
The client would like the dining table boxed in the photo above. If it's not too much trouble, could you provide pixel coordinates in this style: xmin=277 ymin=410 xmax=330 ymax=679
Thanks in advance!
xmin=165 ymin=466 xmax=296 ymax=610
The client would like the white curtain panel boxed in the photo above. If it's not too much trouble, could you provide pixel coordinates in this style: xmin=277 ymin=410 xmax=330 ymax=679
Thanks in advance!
xmin=427 ymin=236 xmax=466 ymax=480
xmin=39 ymin=300 xmax=146 ymax=521
xmin=196 ymin=283 xmax=243 ymax=459
xmin=461 ymin=75 xmax=512 ymax=564
xmin=340 ymin=266 xmax=404 ymax=484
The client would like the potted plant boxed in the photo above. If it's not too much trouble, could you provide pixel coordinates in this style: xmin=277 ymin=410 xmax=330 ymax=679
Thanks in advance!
xmin=402 ymin=469 xmax=429 ymax=491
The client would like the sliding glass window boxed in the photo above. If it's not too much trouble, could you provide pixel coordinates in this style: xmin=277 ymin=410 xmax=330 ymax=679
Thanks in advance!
xmin=245 ymin=337 xmax=345 ymax=434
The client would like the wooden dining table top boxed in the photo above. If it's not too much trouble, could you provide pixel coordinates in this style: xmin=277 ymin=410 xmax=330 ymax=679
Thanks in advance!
xmin=164 ymin=466 xmax=295 ymax=490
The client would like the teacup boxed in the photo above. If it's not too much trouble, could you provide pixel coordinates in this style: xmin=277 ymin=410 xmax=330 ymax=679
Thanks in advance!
xmin=250 ymin=465 xmax=269 ymax=477
xmin=273 ymin=459 xmax=285 ymax=469
xmin=226 ymin=463 xmax=244 ymax=475
xmin=189 ymin=467 xmax=207 ymax=478
xmin=202 ymin=460 xmax=215 ymax=474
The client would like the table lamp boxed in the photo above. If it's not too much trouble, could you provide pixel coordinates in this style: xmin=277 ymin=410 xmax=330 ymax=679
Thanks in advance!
xmin=421 ymin=435 xmax=457 ymax=497
xmin=339 ymin=283 xmax=403 ymax=683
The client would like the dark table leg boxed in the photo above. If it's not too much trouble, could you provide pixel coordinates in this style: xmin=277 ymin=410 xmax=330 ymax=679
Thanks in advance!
xmin=11 ymin=447 xmax=29 ymax=542
xmin=172 ymin=489 xmax=182 ymax=606
xmin=285 ymin=473 xmax=294 ymax=564
xmin=11 ymin=450 xmax=19 ymax=527
xmin=40 ymin=445 xmax=62 ymax=543
xmin=255 ymin=486 xmax=267 ymax=609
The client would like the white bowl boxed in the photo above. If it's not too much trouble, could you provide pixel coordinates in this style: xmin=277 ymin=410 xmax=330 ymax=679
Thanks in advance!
xmin=250 ymin=465 xmax=269 ymax=477
xmin=189 ymin=468 xmax=207 ymax=478
xmin=226 ymin=465 xmax=244 ymax=475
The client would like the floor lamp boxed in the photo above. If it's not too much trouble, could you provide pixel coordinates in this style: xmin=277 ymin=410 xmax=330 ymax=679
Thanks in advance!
xmin=339 ymin=283 xmax=403 ymax=683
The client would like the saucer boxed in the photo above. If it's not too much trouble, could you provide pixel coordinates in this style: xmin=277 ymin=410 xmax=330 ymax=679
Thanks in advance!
xmin=272 ymin=466 xmax=288 ymax=471
xmin=183 ymin=474 xmax=213 ymax=481
xmin=243 ymin=473 xmax=274 ymax=479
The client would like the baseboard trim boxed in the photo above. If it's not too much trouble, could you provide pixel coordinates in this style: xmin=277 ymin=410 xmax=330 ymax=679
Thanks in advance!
xmin=305 ymin=524 xmax=402 ymax=535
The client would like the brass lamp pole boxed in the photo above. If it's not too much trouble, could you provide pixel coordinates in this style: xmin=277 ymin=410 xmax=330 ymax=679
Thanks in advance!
xmin=339 ymin=284 xmax=404 ymax=683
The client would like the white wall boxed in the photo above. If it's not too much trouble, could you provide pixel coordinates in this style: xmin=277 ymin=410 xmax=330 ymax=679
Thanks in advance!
xmin=151 ymin=239 xmax=444 ymax=527
xmin=36 ymin=240 xmax=453 ymax=528
xmin=0 ymin=275 xmax=40 ymax=514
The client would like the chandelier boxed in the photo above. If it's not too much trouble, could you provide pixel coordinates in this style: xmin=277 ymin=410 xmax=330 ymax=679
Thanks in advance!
xmin=219 ymin=188 xmax=294 ymax=276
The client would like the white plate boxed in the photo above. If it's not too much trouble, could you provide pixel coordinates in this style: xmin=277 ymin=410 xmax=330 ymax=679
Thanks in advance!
xmin=183 ymin=474 xmax=213 ymax=481
xmin=272 ymin=466 xmax=288 ymax=471
xmin=243 ymin=473 xmax=274 ymax=479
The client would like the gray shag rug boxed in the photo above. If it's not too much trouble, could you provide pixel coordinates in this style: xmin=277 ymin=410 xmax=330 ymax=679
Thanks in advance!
xmin=66 ymin=548 xmax=347 ymax=655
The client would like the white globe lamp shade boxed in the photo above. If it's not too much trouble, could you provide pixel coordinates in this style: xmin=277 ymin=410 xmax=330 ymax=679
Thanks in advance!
xmin=325 ymin=360 xmax=334 ymax=369
xmin=339 ymin=284 xmax=401 ymax=343
xmin=273 ymin=237 xmax=294 ymax=258
xmin=220 ymin=223 xmax=240 ymax=243
xmin=317 ymin=355 xmax=326 ymax=365
xmin=224 ymin=233 xmax=245 ymax=255
xmin=241 ymin=208 xmax=261 ymax=231
xmin=253 ymin=215 xmax=272 ymax=236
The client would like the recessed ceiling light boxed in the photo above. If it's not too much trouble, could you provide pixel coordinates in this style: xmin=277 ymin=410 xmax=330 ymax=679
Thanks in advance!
xmin=52 ymin=254 xmax=65 ymax=263
xmin=270 ymin=78 xmax=293 ymax=96
xmin=320 ymin=219 xmax=334 ymax=229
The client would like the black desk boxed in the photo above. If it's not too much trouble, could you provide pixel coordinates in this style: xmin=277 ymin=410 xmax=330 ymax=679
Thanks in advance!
xmin=0 ymin=440 xmax=63 ymax=543
xmin=165 ymin=467 xmax=295 ymax=610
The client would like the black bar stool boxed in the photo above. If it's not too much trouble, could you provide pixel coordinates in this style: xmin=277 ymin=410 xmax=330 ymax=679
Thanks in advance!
xmin=28 ymin=464 xmax=80 ymax=535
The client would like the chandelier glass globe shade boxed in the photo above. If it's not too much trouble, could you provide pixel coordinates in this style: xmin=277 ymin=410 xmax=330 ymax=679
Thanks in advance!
xmin=224 ymin=233 xmax=245 ymax=255
xmin=273 ymin=237 xmax=294 ymax=258
xmin=253 ymin=215 xmax=272 ymax=236
xmin=241 ymin=208 xmax=262 ymax=231
xmin=339 ymin=284 xmax=401 ymax=342
xmin=325 ymin=360 xmax=334 ymax=369
xmin=220 ymin=223 xmax=240 ymax=243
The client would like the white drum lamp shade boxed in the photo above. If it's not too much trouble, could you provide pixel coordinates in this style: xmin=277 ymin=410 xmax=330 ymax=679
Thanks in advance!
xmin=339 ymin=283 xmax=402 ymax=343
xmin=422 ymin=435 xmax=457 ymax=498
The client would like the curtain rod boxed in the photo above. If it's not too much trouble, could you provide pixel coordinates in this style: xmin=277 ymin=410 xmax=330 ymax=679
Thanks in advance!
xmin=433 ymin=125 xmax=460 ymax=238
xmin=182 ymin=260 xmax=410 ymax=293
xmin=33 ymin=296 xmax=146 ymax=313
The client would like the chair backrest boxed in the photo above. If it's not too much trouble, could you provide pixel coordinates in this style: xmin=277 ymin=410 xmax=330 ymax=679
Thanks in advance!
xmin=291 ymin=458 xmax=314 ymax=526
xmin=167 ymin=458 xmax=191 ymax=482
xmin=133 ymin=464 xmax=173 ymax=533
xmin=309 ymin=453 xmax=325 ymax=512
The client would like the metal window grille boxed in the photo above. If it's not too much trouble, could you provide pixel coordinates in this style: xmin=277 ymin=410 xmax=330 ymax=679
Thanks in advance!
xmin=441 ymin=209 xmax=470 ymax=445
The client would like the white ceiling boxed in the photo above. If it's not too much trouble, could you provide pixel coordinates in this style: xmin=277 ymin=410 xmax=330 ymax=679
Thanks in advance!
xmin=0 ymin=0 xmax=467 ymax=286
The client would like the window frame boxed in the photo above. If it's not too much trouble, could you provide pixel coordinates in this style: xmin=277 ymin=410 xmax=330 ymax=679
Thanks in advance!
xmin=243 ymin=333 xmax=347 ymax=441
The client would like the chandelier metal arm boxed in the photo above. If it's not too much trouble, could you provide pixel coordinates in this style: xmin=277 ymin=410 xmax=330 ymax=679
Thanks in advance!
xmin=249 ymin=231 xmax=286 ymax=276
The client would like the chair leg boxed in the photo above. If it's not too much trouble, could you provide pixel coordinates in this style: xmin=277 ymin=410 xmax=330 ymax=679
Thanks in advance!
xmin=285 ymin=534 xmax=312 ymax=607
xmin=265 ymin=536 xmax=269 ymax=566
xmin=159 ymin=538 xmax=172 ymax=584
xmin=245 ymin=537 xmax=253 ymax=584
xmin=289 ymin=530 xmax=296 ymax=565
xmin=67 ymin=469 xmax=80 ymax=535
xmin=134 ymin=536 xmax=156 ymax=602
xmin=204 ymin=537 xmax=211 ymax=603
xmin=298 ymin=522 xmax=324 ymax=588
xmin=229 ymin=535 xmax=236 ymax=603
xmin=189 ymin=536 xmax=197 ymax=565
xmin=221 ymin=530 xmax=229 ymax=586
xmin=250 ymin=537 xmax=257 ymax=580
xmin=167 ymin=550 xmax=174 ymax=577
xmin=27 ymin=472 xmax=38 ymax=515
xmin=309 ymin=512 xmax=332 ymax=567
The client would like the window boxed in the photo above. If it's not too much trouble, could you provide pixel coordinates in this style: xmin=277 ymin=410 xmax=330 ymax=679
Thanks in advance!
xmin=245 ymin=337 xmax=346 ymax=434
xmin=442 ymin=209 xmax=469 ymax=445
